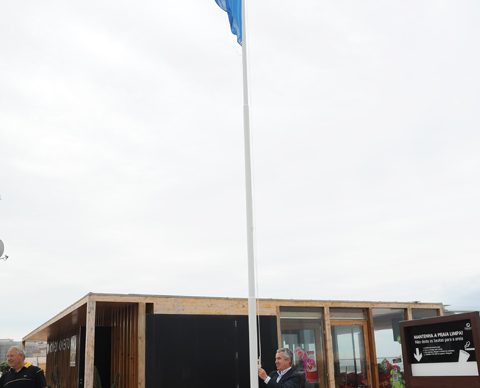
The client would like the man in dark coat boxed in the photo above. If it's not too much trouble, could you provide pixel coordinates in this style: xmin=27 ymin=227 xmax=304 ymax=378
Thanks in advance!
xmin=258 ymin=348 xmax=305 ymax=388
xmin=0 ymin=346 xmax=47 ymax=388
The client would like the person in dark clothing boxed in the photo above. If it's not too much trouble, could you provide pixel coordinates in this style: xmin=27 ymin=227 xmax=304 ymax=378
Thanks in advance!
xmin=0 ymin=347 xmax=47 ymax=388
xmin=258 ymin=348 xmax=305 ymax=388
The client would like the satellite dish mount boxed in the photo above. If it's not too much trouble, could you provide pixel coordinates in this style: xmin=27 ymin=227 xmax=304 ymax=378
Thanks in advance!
xmin=0 ymin=239 xmax=8 ymax=261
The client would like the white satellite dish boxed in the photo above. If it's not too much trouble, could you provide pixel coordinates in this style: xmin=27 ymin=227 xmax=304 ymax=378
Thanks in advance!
xmin=0 ymin=239 xmax=4 ymax=257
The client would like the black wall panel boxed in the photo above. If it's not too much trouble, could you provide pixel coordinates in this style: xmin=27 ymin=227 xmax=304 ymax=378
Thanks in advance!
xmin=146 ymin=314 xmax=277 ymax=388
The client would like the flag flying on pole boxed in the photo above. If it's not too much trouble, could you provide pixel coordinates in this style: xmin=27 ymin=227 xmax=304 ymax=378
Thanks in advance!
xmin=215 ymin=0 xmax=242 ymax=45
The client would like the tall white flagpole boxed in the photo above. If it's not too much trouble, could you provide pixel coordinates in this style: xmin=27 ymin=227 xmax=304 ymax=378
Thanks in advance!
xmin=241 ymin=1 xmax=259 ymax=388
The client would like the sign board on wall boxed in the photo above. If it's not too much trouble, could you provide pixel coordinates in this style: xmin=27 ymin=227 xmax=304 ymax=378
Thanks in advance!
xmin=404 ymin=318 xmax=478 ymax=376
xmin=47 ymin=335 xmax=77 ymax=367
xmin=400 ymin=311 xmax=480 ymax=388
xmin=70 ymin=335 xmax=77 ymax=367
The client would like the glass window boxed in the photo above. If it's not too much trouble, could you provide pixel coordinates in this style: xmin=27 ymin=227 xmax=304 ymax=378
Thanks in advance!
xmin=330 ymin=308 xmax=367 ymax=320
xmin=331 ymin=324 xmax=370 ymax=388
xmin=280 ymin=308 xmax=327 ymax=388
xmin=372 ymin=308 xmax=406 ymax=388
xmin=412 ymin=309 xmax=439 ymax=319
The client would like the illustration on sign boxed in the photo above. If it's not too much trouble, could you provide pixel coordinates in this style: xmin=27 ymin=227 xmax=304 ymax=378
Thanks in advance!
xmin=404 ymin=319 xmax=479 ymax=377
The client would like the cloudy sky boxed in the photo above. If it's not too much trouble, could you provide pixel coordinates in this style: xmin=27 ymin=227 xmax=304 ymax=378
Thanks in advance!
xmin=1 ymin=0 xmax=479 ymax=340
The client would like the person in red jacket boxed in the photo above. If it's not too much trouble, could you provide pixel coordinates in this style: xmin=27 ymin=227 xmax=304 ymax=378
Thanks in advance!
xmin=258 ymin=348 xmax=306 ymax=388
xmin=0 ymin=347 xmax=47 ymax=388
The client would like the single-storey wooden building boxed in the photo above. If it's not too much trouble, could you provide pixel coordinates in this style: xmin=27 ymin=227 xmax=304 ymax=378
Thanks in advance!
xmin=23 ymin=293 xmax=444 ymax=388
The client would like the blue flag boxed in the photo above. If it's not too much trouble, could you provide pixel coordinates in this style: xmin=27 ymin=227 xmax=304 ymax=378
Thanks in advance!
xmin=215 ymin=0 xmax=242 ymax=45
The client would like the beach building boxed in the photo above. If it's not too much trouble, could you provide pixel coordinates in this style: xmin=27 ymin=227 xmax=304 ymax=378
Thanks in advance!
xmin=22 ymin=293 xmax=443 ymax=388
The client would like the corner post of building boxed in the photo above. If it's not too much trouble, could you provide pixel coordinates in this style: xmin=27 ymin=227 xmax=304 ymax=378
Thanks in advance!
xmin=84 ymin=298 xmax=96 ymax=388
xmin=367 ymin=308 xmax=380 ymax=388
xmin=323 ymin=307 xmax=336 ymax=388
xmin=137 ymin=302 xmax=146 ymax=388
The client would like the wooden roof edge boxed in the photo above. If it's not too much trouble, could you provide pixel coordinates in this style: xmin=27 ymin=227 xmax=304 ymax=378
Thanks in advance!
xmin=22 ymin=292 xmax=445 ymax=341
xmin=267 ymin=299 xmax=445 ymax=308
xmin=22 ymin=293 xmax=92 ymax=342
xmin=85 ymin=292 xmax=445 ymax=308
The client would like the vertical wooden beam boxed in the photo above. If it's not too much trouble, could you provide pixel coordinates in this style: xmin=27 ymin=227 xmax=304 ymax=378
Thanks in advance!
xmin=367 ymin=308 xmax=379 ymax=388
xmin=406 ymin=307 xmax=413 ymax=320
xmin=125 ymin=306 xmax=128 ymax=388
xmin=130 ymin=305 xmax=135 ymax=388
xmin=114 ymin=308 xmax=119 ymax=387
xmin=137 ymin=303 xmax=146 ymax=388
xmin=121 ymin=307 xmax=125 ymax=388
xmin=84 ymin=300 xmax=96 ymax=388
xmin=276 ymin=306 xmax=282 ymax=349
xmin=323 ymin=307 xmax=335 ymax=388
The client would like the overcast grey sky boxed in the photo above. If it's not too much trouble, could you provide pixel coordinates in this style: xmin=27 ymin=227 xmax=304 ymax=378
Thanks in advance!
xmin=1 ymin=0 xmax=479 ymax=340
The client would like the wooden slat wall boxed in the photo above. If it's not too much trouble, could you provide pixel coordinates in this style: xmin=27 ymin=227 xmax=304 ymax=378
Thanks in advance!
xmin=45 ymin=305 xmax=87 ymax=388
xmin=107 ymin=303 xmax=138 ymax=388
xmin=46 ymin=333 xmax=79 ymax=388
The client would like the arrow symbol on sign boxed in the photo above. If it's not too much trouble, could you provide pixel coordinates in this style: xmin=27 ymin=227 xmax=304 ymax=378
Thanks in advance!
xmin=414 ymin=348 xmax=423 ymax=362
